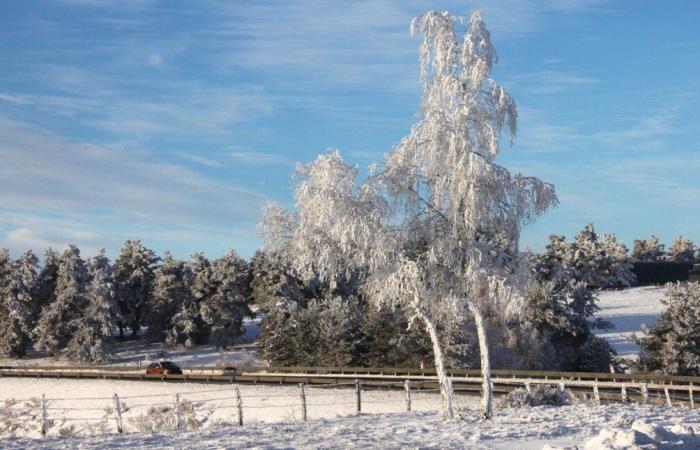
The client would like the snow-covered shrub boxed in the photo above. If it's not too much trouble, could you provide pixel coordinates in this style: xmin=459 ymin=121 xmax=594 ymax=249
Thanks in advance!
xmin=498 ymin=385 xmax=574 ymax=408
xmin=635 ymin=281 xmax=700 ymax=375
xmin=128 ymin=400 xmax=205 ymax=433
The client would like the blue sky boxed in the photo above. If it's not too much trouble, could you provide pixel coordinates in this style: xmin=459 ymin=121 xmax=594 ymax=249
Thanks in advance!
xmin=0 ymin=0 xmax=698 ymax=261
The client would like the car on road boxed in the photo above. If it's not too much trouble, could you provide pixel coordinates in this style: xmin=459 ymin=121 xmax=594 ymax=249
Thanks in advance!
xmin=146 ymin=361 xmax=183 ymax=375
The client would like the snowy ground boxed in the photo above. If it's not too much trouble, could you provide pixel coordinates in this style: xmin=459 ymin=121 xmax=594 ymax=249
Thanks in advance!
xmin=0 ymin=317 xmax=262 ymax=368
xmin=1 ymin=377 xmax=699 ymax=449
xmin=595 ymin=286 xmax=666 ymax=358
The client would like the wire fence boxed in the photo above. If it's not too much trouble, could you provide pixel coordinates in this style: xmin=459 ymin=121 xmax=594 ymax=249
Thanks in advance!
xmin=0 ymin=380 xmax=465 ymax=438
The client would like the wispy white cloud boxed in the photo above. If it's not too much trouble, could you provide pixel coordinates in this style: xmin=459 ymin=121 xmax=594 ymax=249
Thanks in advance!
xmin=0 ymin=116 xmax=266 ymax=246
xmin=230 ymin=151 xmax=293 ymax=166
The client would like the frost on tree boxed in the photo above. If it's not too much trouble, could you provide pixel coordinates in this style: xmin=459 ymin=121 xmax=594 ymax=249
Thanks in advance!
xmin=667 ymin=236 xmax=696 ymax=262
xmin=200 ymin=250 xmax=253 ymax=349
xmin=632 ymin=236 xmax=665 ymax=262
xmin=146 ymin=252 xmax=189 ymax=342
xmin=33 ymin=245 xmax=88 ymax=358
xmin=65 ymin=249 xmax=115 ymax=363
xmin=635 ymin=282 xmax=700 ymax=375
xmin=167 ymin=253 xmax=210 ymax=348
xmin=0 ymin=250 xmax=39 ymax=358
xmin=114 ymin=240 xmax=159 ymax=338
xmin=35 ymin=248 xmax=60 ymax=323
xmin=261 ymin=11 xmax=557 ymax=420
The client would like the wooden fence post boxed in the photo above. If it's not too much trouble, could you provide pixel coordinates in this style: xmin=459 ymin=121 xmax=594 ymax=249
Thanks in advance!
xmin=173 ymin=393 xmax=182 ymax=429
xmin=641 ymin=383 xmax=649 ymax=405
xmin=621 ymin=383 xmax=627 ymax=402
xmin=235 ymin=386 xmax=243 ymax=426
xmin=113 ymin=393 xmax=123 ymax=433
xmin=665 ymin=388 xmax=672 ymax=407
xmin=355 ymin=379 xmax=362 ymax=414
xmin=40 ymin=394 xmax=48 ymax=436
xmin=559 ymin=382 xmax=565 ymax=392
xmin=405 ymin=380 xmax=411 ymax=412
xmin=690 ymin=383 xmax=695 ymax=409
xmin=525 ymin=382 xmax=532 ymax=394
xmin=593 ymin=383 xmax=600 ymax=404
xmin=299 ymin=383 xmax=307 ymax=421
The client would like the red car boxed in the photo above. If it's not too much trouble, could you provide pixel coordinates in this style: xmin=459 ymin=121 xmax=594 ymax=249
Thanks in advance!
xmin=146 ymin=361 xmax=183 ymax=375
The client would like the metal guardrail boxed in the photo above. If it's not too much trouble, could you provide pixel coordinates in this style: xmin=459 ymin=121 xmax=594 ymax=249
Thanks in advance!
xmin=0 ymin=365 xmax=697 ymax=408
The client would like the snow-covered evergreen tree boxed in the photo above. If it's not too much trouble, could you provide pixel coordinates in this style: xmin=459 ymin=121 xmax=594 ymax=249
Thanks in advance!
xmin=249 ymin=250 xmax=305 ymax=311
xmin=667 ymin=236 xmax=696 ymax=262
xmin=33 ymin=245 xmax=88 ymax=358
xmin=0 ymin=250 xmax=39 ymax=358
xmin=166 ymin=253 xmax=209 ymax=347
xmin=145 ymin=252 xmax=188 ymax=342
xmin=632 ymin=236 xmax=665 ymax=261
xmin=113 ymin=240 xmax=158 ymax=338
xmin=261 ymin=11 xmax=557 ymax=420
xmin=200 ymin=250 xmax=253 ymax=349
xmin=34 ymin=248 xmax=60 ymax=323
xmin=635 ymin=281 xmax=700 ymax=375
xmin=64 ymin=249 xmax=115 ymax=363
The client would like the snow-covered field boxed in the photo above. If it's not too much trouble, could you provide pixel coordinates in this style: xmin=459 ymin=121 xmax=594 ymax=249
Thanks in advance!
xmin=1 ymin=378 xmax=699 ymax=449
xmin=596 ymin=286 xmax=666 ymax=358
xmin=0 ymin=287 xmax=680 ymax=448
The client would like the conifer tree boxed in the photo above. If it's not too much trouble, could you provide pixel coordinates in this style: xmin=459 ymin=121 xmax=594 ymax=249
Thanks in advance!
xmin=114 ymin=240 xmax=158 ymax=338
xmin=166 ymin=253 xmax=209 ymax=347
xmin=146 ymin=252 xmax=188 ymax=342
xmin=33 ymin=245 xmax=88 ymax=358
xmin=201 ymin=250 xmax=253 ymax=349
xmin=0 ymin=250 xmax=39 ymax=358
xmin=635 ymin=282 xmax=700 ymax=375
xmin=632 ymin=236 xmax=665 ymax=261
xmin=0 ymin=250 xmax=11 ymax=355
xmin=249 ymin=250 xmax=305 ymax=311
xmin=34 ymin=248 xmax=60 ymax=322
xmin=65 ymin=249 xmax=115 ymax=362
xmin=667 ymin=236 xmax=696 ymax=262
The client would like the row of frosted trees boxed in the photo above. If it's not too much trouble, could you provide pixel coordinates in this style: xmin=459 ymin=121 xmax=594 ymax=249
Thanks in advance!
xmin=0 ymin=241 xmax=252 ymax=362
xmin=632 ymin=235 xmax=699 ymax=262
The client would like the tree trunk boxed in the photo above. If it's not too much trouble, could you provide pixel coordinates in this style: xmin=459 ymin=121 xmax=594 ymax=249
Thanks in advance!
xmin=411 ymin=296 xmax=454 ymax=421
xmin=469 ymin=302 xmax=493 ymax=419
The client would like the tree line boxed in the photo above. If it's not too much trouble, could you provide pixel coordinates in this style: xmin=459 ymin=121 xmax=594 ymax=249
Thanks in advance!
xmin=0 ymin=241 xmax=252 ymax=363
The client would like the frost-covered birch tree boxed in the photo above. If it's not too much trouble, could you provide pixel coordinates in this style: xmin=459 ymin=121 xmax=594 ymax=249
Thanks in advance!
xmin=261 ymin=10 xmax=555 ymax=422
xmin=65 ymin=249 xmax=115 ymax=363
xmin=0 ymin=250 xmax=39 ymax=358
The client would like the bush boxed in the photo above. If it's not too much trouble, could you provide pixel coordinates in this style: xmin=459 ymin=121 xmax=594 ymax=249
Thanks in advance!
xmin=498 ymin=384 xmax=575 ymax=408
xmin=635 ymin=281 xmax=700 ymax=375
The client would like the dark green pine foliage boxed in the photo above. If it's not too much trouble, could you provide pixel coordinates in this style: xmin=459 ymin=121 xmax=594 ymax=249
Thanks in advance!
xmin=201 ymin=250 xmax=253 ymax=349
xmin=249 ymin=250 xmax=305 ymax=312
xmin=114 ymin=240 xmax=158 ymax=338
xmin=145 ymin=252 xmax=189 ymax=342
xmin=34 ymin=248 xmax=60 ymax=323
xmin=166 ymin=253 xmax=210 ymax=347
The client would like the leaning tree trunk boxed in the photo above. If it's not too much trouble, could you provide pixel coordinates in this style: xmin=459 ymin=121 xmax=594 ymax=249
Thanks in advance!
xmin=469 ymin=302 xmax=493 ymax=419
xmin=411 ymin=295 xmax=455 ymax=421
